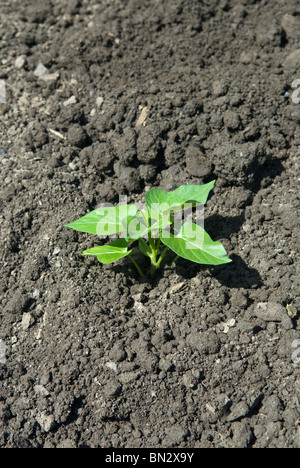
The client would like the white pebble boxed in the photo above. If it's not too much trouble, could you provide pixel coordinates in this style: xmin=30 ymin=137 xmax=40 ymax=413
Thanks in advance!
xmin=105 ymin=361 xmax=117 ymax=373
xmin=21 ymin=313 xmax=33 ymax=330
xmin=34 ymin=385 xmax=50 ymax=397
xmin=35 ymin=413 xmax=55 ymax=432
xmin=227 ymin=318 xmax=236 ymax=328
xmin=34 ymin=62 xmax=48 ymax=77
xmin=15 ymin=56 xmax=26 ymax=69
xmin=96 ymin=96 xmax=104 ymax=107
xmin=63 ymin=95 xmax=77 ymax=106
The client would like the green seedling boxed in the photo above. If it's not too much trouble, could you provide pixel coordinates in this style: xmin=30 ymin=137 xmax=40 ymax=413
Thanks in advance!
xmin=65 ymin=180 xmax=231 ymax=278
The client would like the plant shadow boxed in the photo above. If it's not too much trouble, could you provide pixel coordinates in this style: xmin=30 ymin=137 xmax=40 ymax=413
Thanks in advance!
xmin=205 ymin=213 xmax=245 ymax=238
xmin=174 ymin=253 xmax=262 ymax=289
xmin=169 ymin=210 xmax=263 ymax=289
xmin=211 ymin=253 xmax=263 ymax=289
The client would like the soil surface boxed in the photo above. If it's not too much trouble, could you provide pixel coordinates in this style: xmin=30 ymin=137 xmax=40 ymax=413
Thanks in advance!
xmin=1 ymin=0 xmax=300 ymax=449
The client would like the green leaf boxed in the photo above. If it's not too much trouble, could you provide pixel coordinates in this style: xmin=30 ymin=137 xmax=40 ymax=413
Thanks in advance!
xmin=145 ymin=181 xmax=216 ymax=214
xmin=122 ymin=210 xmax=172 ymax=241
xmin=123 ymin=212 xmax=149 ymax=241
xmin=65 ymin=205 xmax=137 ymax=236
xmin=159 ymin=221 xmax=231 ymax=265
xmin=138 ymin=238 xmax=152 ymax=257
xmin=82 ymin=238 xmax=132 ymax=264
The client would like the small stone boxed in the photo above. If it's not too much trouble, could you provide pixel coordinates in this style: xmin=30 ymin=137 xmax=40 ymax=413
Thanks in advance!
xmin=263 ymin=394 xmax=283 ymax=421
xmin=35 ymin=413 xmax=55 ymax=432
xmin=158 ymin=358 xmax=174 ymax=372
xmin=173 ymin=305 xmax=185 ymax=318
xmin=32 ymin=289 xmax=40 ymax=299
xmin=96 ymin=96 xmax=104 ymax=107
xmin=266 ymin=322 xmax=277 ymax=335
xmin=40 ymin=372 xmax=52 ymax=386
xmin=33 ymin=62 xmax=59 ymax=81
xmin=227 ymin=318 xmax=236 ymax=328
xmin=34 ymin=385 xmax=50 ymax=397
xmin=281 ymin=14 xmax=300 ymax=42
xmin=118 ymin=372 xmax=140 ymax=384
xmin=206 ymin=403 xmax=216 ymax=414
xmin=135 ymin=106 xmax=149 ymax=127
xmin=57 ymin=439 xmax=76 ymax=449
xmin=103 ymin=379 xmax=122 ymax=399
xmin=222 ymin=318 xmax=236 ymax=334
xmin=5 ymin=291 xmax=29 ymax=315
xmin=266 ymin=421 xmax=282 ymax=436
xmin=21 ymin=313 xmax=34 ymax=330
xmin=15 ymin=56 xmax=26 ymax=69
xmin=191 ymin=277 xmax=201 ymax=286
xmin=41 ymin=72 xmax=59 ymax=82
xmin=206 ymin=394 xmax=232 ymax=420
xmin=132 ymin=293 xmax=142 ymax=302
xmin=227 ymin=401 xmax=250 ymax=421
xmin=212 ymin=79 xmax=228 ymax=97
xmin=34 ymin=62 xmax=48 ymax=77
xmin=185 ymin=144 xmax=212 ymax=177
xmin=182 ymin=370 xmax=200 ymax=389
xmin=239 ymin=50 xmax=257 ymax=64
xmin=283 ymin=49 xmax=300 ymax=68
xmin=163 ymin=425 xmax=188 ymax=447
xmin=168 ymin=282 xmax=185 ymax=294
xmin=105 ymin=361 xmax=117 ymax=373
xmin=187 ymin=330 xmax=221 ymax=355
xmin=289 ymin=109 xmax=300 ymax=123
xmin=63 ymin=95 xmax=77 ymax=106
xmin=231 ymin=422 xmax=253 ymax=448
xmin=254 ymin=302 xmax=285 ymax=322
xmin=224 ymin=111 xmax=241 ymax=131
xmin=109 ymin=343 xmax=127 ymax=362
xmin=67 ymin=124 xmax=88 ymax=148
xmin=281 ymin=314 xmax=294 ymax=330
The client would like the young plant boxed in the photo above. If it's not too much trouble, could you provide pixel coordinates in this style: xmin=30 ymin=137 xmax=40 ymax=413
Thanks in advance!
xmin=65 ymin=180 xmax=231 ymax=278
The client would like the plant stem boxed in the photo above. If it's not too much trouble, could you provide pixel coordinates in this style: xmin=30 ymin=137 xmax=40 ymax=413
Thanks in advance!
xmin=148 ymin=230 xmax=157 ymax=265
xmin=155 ymin=246 xmax=169 ymax=268
xmin=128 ymin=255 xmax=145 ymax=278
xmin=150 ymin=264 xmax=156 ymax=279
xmin=139 ymin=238 xmax=151 ymax=258
xmin=168 ymin=254 xmax=179 ymax=266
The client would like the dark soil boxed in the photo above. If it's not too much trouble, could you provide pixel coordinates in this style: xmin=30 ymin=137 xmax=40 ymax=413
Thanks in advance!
xmin=0 ymin=0 xmax=300 ymax=448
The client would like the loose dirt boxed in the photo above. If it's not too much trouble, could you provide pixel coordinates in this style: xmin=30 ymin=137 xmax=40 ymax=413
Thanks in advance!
xmin=0 ymin=0 xmax=299 ymax=448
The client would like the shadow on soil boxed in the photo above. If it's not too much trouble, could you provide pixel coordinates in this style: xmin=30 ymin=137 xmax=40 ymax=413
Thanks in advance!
xmin=174 ymin=253 xmax=263 ymax=289
xmin=205 ymin=213 xmax=245 ymax=238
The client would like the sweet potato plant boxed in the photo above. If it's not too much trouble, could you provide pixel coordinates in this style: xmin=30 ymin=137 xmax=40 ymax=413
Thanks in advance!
xmin=66 ymin=181 xmax=231 ymax=278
